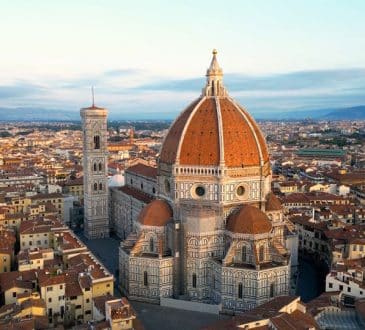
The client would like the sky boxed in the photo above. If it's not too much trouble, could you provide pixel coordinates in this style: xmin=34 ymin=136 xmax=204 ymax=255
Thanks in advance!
xmin=1 ymin=0 xmax=365 ymax=118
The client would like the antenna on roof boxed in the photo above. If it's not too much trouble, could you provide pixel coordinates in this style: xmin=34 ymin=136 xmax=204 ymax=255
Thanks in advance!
xmin=91 ymin=86 xmax=95 ymax=107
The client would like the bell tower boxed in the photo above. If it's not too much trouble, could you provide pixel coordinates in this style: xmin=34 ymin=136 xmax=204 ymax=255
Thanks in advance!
xmin=80 ymin=92 xmax=109 ymax=239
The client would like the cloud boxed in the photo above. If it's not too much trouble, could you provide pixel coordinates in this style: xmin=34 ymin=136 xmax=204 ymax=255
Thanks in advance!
xmin=0 ymin=82 xmax=44 ymax=98
xmin=103 ymin=69 xmax=143 ymax=77
xmin=0 ymin=68 xmax=365 ymax=117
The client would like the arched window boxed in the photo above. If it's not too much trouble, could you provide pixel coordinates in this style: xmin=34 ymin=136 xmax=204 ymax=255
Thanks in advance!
xmin=141 ymin=183 xmax=144 ymax=190
xmin=93 ymin=163 xmax=97 ymax=171
xmin=259 ymin=245 xmax=264 ymax=262
xmin=242 ymin=245 xmax=247 ymax=262
xmin=99 ymin=183 xmax=102 ymax=191
xmin=93 ymin=135 xmax=100 ymax=149
xmin=238 ymin=283 xmax=243 ymax=299
xmin=149 ymin=237 xmax=154 ymax=252
xmin=192 ymin=274 xmax=197 ymax=288
xmin=93 ymin=183 xmax=97 ymax=191
xmin=143 ymin=271 xmax=148 ymax=286
xmin=98 ymin=163 xmax=102 ymax=171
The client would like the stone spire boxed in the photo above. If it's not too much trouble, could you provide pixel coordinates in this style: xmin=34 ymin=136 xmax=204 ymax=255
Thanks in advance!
xmin=203 ymin=49 xmax=227 ymax=97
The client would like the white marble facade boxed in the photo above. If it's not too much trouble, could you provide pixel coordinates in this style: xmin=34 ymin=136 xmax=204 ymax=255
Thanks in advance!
xmin=113 ymin=51 xmax=298 ymax=313
xmin=80 ymin=105 xmax=109 ymax=239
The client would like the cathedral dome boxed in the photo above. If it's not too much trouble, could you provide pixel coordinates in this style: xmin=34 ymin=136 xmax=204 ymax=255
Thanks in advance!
xmin=138 ymin=200 xmax=172 ymax=227
xmin=159 ymin=50 xmax=269 ymax=168
xmin=227 ymin=204 xmax=272 ymax=234
xmin=265 ymin=192 xmax=282 ymax=211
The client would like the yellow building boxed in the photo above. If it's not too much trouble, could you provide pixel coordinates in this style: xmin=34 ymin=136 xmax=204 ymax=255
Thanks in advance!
xmin=0 ymin=227 xmax=16 ymax=273
xmin=19 ymin=217 xmax=67 ymax=250
xmin=348 ymin=239 xmax=365 ymax=259
xmin=62 ymin=177 xmax=84 ymax=199
xmin=7 ymin=196 xmax=32 ymax=214
xmin=31 ymin=192 xmax=65 ymax=220
xmin=18 ymin=248 xmax=54 ymax=271
xmin=0 ymin=269 xmax=37 ymax=305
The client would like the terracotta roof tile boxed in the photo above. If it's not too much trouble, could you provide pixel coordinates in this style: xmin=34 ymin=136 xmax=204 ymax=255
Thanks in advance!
xmin=126 ymin=163 xmax=157 ymax=179
xmin=138 ymin=200 xmax=172 ymax=226
xmin=266 ymin=193 xmax=282 ymax=211
xmin=227 ymin=204 xmax=272 ymax=234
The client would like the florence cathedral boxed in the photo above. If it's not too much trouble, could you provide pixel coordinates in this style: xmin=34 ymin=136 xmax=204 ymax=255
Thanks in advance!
xmin=82 ymin=50 xmax=298 ymax=313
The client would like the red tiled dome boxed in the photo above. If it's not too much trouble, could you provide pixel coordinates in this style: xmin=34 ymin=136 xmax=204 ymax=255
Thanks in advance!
xmin=266 ymin=193 xmax=282 ymax=211
xmin=138 ymin=200 xmax=172 ymax=226
xmin=227 ymin=204 xmax=272 ymax=234
xmin=159 ymin=51 xmax=269 ymax=168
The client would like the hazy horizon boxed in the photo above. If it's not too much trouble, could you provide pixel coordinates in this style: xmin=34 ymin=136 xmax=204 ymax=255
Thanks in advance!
xmin=1 ymin=1 xmax=365 ymax=116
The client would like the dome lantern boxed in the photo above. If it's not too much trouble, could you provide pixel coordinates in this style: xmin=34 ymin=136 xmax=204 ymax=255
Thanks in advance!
xmin=203 ymin=49 xmax=227 ymax=97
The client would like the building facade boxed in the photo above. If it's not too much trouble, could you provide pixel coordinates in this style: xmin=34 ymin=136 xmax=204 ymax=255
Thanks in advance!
xmin=116 ymin=50 xmax=298 ymax=313
xmin=80 ymin=102 xmax=109 ymax=239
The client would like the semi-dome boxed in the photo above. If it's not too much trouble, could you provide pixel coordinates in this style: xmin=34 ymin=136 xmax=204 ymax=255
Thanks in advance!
xmin=227 ymin=204 xmax=272 ymax=234
xmin=138 ymin=200 xmax=172 ymax=226
xmin=265 ymin=192 xmax=282 ymax=211
xmin=159 ymin=50 xmax=269 ymax=168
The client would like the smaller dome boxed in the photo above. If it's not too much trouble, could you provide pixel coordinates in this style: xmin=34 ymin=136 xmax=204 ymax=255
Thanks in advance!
xmin=108 ymin=174 xmax=125 ymax=187
xmin=138 ymin=200 xmax=172 ymax=227
xmin=265 ymin=193 xmax=282 ymax=211
xmin=227 ymin=205 xmax=272 ymax=234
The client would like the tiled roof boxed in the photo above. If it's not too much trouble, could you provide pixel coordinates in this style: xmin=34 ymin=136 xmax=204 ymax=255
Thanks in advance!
xmin=227 ymin=204 xmax=272 ymax=234
xmin=265 ymin=193 xmax=282 ymax=211
xmin=118 ymin=185 xmax=154 ymax=204
xmin=126 ymin=163 xmax=157 ymax=179
xmin=159 ymin=96 xmax=269 ymax=168
xmin=138 ymin=200 xmax=172 ymax=227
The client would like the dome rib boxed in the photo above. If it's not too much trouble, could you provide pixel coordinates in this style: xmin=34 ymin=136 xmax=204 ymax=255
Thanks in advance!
xmin=176 ymin=97 xmax=207 ymax=165
xmin=158 ymin=50 xmax=270 ymax=169
xmin=159 ymin=98 xmax=201 ymax=165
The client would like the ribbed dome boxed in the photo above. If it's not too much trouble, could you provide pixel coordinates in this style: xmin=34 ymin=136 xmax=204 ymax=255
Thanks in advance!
xmin=227 ymin=204 xmax=272 ymax=234
xmin=159 ymin=51 xmax=269 ymax=168
xmin=266 ymin=193 xmax=282 ymax=211
xmin=138 ymin=200 xmax=172 ymax=227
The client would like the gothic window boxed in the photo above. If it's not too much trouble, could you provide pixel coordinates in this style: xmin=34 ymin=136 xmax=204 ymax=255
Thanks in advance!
xmin=259 ymin=245 xmax=264 ymax=262
xmin=149 ymin=237 xmax=154 ymax=252
xmin=192 ymin=273 xmax=197 ymax=288
xmin=93 ymin=183 xmax=97 ymax=191
xmin=238 ymin=282 xmax=243 ymax=299
xmin=99 ymin=183 xmax=102 ymax=191
xmin=93 ymin=163 xmax=97 ymax=171
xmin=99 ymin=163 xmax=102 ymax=171
xmin=242 ymin=245 xmax=247 ymax=262
xmin=144 ymin=271 xmax=148 ymax=286
xmin=270 ymin=283 xmax=275 ymax=297
xmin=93 ymin=135 xmax=100 ymax=149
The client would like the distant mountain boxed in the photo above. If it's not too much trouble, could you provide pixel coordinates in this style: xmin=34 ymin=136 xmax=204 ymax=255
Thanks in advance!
xmin=0 ymin=107 xmax=79 ymax=121
xmin=0 ymin=104 xmax=364 ymax=121
xmin=321 ymin=105 xmax=365 ymax=120
xmin=255 ymin=105 xmax=365 ymax=120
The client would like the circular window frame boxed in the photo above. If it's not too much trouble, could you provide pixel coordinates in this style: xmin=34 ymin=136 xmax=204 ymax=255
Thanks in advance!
xmin=235 ymin=183 xmax=249 ymax=200
xmin=191 ymin=184 xmax=206 ymax=199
